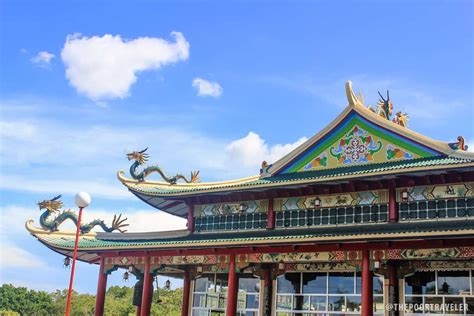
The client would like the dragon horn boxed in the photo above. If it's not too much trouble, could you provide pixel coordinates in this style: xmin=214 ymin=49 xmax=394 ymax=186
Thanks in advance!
xmin=387 ymin=90 xmax=390 ymax=100
xmin=377 ymin=91 xmax=385 ymax=101
xmin=139 ymin=147 xmax=149 ymax=153
xmin=52 ymin=195 xmax=62 ymax=201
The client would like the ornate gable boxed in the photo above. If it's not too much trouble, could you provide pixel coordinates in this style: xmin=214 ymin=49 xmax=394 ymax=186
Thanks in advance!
xmin=280 ymin=111 xmax=438 ymax=174
xmin=270 ymin=81 xmax=465 ymax=176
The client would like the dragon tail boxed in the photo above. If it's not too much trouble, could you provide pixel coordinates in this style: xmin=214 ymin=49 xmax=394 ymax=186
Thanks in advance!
xmin=80 ymin=214 xmax=129 ymax=234
xmin=175 ymin=171 xmax=200 ymax=183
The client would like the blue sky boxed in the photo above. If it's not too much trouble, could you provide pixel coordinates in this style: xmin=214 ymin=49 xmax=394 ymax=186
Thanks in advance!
xmin=0 ymin=0 xmax=473 ymax=294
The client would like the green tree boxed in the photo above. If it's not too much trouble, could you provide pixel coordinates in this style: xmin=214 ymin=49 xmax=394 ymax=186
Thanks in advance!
xmin=0 ymin=284 xmax=54 ymax=316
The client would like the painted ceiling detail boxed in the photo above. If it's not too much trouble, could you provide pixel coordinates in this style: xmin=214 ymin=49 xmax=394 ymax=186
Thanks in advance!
xmin=281 ymin=113 xmax=439 ymax=174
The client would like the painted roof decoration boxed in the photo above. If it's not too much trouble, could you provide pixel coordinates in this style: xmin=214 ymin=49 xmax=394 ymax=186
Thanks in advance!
xmin=115 ymin=81 xmax=474 ymax=207
xmin=126 ymin=147 xmax=200 ymax=184
xmin=36 ymin=195 xmax=128 ymax=233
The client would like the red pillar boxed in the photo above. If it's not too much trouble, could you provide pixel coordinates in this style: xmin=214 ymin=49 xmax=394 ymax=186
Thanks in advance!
xmin=266 ymin=199 xmax=275 ymax=229
xmin=226 ymin=254 xmax=238 ymax=316
xmin=140 ymin=256 xmax=152 ymax=316
xmin=388 ymin=264 xmax=398 ymax=316
xmin=94 ymin=257 xmax=108 ymax=316
xmin=361 ymin=249 xmax=373 ymax=316
xmin=181 ymin=271 xmax=191 ymax=316
xmin=263 ymin=269 xmax=272 ymax=316
xmin=136 ymin=306 xmax=141 ymax=316
xmin=187 ymin=204 xmax=194 ymax=233
xmin=389 ymin=188 xmax=398 ymax=222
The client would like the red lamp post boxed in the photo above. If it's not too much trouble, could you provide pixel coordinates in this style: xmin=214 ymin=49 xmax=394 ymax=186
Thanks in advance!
xmin=65 ymin=192 xmax=91 ymax=316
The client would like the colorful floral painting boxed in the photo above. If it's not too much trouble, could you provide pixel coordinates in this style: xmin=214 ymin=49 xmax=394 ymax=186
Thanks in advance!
xmin=303 ymin=152 xmax=328 ymax=170
xmin=329 ymin=126 xmax=382 ymax=165
xmin=386 ymin=144 xmax=414 ymax=160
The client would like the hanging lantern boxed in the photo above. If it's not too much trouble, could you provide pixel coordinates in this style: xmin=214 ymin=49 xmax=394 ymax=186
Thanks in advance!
xmin=165 ymin=279 xmax=171 ymax=290
xmin=123 ymin=271 xmax=129 ymax=282
xmin=63 ymin=257 xmax=71 ymax=268
xmin=155 ymin=276 xmax=162 ymax=304
xmin=402 ymin=190 xmax=409 ymax=201
xmin=313 ymin=197 xmax=321 ymax=208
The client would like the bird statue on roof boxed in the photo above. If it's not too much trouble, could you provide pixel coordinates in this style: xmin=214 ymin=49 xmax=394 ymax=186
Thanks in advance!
xmin=126 ymin=147 xmax=200 ymax=184
xmin=37 ymin=195 xmax=128 ymax=233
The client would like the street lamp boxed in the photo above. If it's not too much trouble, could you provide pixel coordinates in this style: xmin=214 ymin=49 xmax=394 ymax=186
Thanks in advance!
xmin=65 ymin=192 xmax=91 ymax=316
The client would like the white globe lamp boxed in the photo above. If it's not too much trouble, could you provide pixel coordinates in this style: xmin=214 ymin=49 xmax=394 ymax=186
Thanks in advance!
xmin=75 ymin=192 xmax=91 ymax=208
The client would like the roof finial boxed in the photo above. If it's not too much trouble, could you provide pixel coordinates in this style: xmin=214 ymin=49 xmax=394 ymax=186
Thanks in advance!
xmin=345 ymin=81 xmax=364 ymax=107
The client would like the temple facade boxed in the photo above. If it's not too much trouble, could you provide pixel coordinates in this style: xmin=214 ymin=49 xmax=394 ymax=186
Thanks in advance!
xmin=27 ymin=81 xmax=474 ymax=316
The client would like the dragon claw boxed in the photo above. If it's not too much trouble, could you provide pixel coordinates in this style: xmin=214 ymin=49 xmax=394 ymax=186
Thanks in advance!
xmin=111 ymin=213 xmax=129 ymax=233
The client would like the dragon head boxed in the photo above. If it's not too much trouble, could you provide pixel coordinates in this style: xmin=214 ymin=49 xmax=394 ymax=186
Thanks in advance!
xmin=38 ymin=195 xmax=63 ymax=213
xmin=377 ymin=90 xmax=393 ymax=118
xmin=127 ymin=147 xmax=149 ymax=165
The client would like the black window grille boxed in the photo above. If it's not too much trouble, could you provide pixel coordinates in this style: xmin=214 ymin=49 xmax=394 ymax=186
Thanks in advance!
xmin=194 ymin=213 xmax=268 ymax=232
xmin=275 ymin=204 xmax=389 ymax=228
xmin=399 ymin=197 xmax=474 ymax=221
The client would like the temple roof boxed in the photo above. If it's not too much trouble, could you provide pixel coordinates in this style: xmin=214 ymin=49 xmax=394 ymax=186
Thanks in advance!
xmin=117 ymin=81 xmax=474 ymax=216
xmin=25 ymin=219 xmax=474 ymax=263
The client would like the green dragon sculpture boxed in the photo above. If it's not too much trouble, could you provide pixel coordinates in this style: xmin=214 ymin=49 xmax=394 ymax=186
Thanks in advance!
xmin=126 ymin=147 xmax=200 ymax=184
xmin=38 ymin=195 xmax=128 ymax=233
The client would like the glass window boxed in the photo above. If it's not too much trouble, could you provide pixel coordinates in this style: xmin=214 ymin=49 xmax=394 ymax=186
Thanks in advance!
xmin=346 ymin=295 xmax=361 ymax=312
xmin=437 ymin=271 xmax=470 ymax=295
xmin=355 ymin=273 xmax=384 ymax=294
xmin=329 ymin=272 xmax=354 ymax=294
xmin=239 ymin=277 xmax=259 ymax=293
xmin=277 ymin=273 xmax=301 ymax=294
xmin=405 ymin=272 xmax=436 ymax=295
xmin=310 ymin=296 xmax=326 ymax=311
xmin=444 ymin=297 xmax=464 ymax=314
xmin=195 ymin=275 xmax=214 ymax=293
xmin=302 ymin=272 xmax=326 ymax=294
xmin=328 ymin=296 xmax=345 ymax=311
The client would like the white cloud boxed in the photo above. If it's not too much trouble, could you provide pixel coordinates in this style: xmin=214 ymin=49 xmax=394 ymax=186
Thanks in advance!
xmin=30 ymin=51 xmax=55 ymax=67
xmin=192 ymin=78 xmax=223 ymax=98
xmin=61 ymin=32 xmax=189 ymax=101
xmin=0 ymin=175 xmax=131 ymax=200
xmin=226 ymin=132 xmax=307 ymax=169
xmin=0 ymin=241 xmax=48 ymax=268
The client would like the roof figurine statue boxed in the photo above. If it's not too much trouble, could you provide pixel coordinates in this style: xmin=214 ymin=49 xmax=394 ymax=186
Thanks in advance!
xmin=126 ymin=147 xmax=200 ymax=184
xmin=37 ymin=195 xmax=128 ymax=233
xmin=392 ymin=111 xmax=409 ymax=127
xmin=449 ymin=136 xmax=469 ymax=151
xmin=367 ymin=90 xmax=394 ymax=120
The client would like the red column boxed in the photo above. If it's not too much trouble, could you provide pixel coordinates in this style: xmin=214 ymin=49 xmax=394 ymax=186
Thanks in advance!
xmin=266 ymin=199 xmax=275 ymax=229
xmin=226 ymin=254 xmax=238 ymax=316
xmin=136 ymin=306 xmax=141 ymax=316
xmin=94 ymin=257 xmax=108 ymax=316
xmin=140 ymin=256 xmax=152 ymax=316
xmin=361 ymin=249 xmax=373 ymax=316
xmin=181 ymin=271 xmax=191 ymax=316
xmin=187 ymin=204 xmax=194 ymax=233
xmin=389 ymin=188 xmax=398 ymax=222
xmin=388 ymin=265 xmax=398 ymax=316
xmin=263 ymin=269 xmax=272 ymax=316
